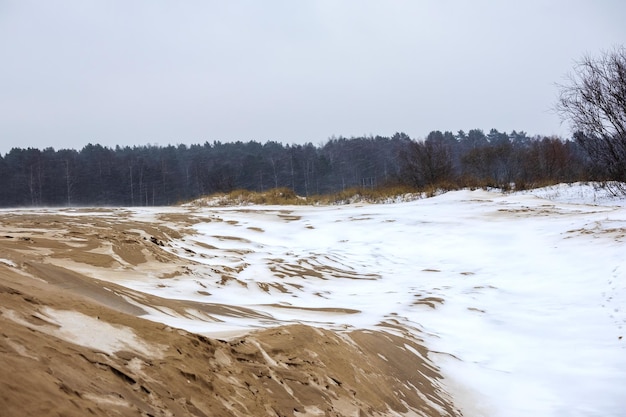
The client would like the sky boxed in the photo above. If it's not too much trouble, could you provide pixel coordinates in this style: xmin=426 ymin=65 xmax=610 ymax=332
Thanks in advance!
xmin=1 ymin=1 xmax=624 ymax=154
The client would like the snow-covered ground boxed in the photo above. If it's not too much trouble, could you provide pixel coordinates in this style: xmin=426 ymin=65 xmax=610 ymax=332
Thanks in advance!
xmin=104 ymin=183 xmax=626 ymax=416
xmin=516 ymin=181 xmax=626 ymax=207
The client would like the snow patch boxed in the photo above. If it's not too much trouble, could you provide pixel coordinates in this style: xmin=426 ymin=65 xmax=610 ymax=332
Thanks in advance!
xmin=1 ymin=307 xmax=164 ymax=358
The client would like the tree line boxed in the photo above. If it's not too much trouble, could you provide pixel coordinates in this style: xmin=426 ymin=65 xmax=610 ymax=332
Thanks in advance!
xmin=0 ymin=128 xmax=603 ymax=207
xmin=2 ymin=46 xmax=623 ymax=207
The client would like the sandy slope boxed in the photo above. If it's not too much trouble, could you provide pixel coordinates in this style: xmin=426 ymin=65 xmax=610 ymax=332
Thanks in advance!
xmin=0 ymin=209 xmax=458 ymax=417
xmin=2 ymin=184 xmax=624 ymax=416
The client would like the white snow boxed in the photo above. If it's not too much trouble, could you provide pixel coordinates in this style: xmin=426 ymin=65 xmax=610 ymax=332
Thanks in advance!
xmin=516 ymin=181 xmax=626 ymax=206
xmin=115 ymin=184 xmax=626 ymax=416
xmin=1 ymin=307 xmax=164 ymax=358
xmin=0 ymin=258 xmax=17 ymax=268
xmin=12 ymin=183 xmax=626 ymax=416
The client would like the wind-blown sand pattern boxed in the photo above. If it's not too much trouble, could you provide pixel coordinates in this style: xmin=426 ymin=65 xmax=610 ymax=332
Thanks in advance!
xmin=1 ymin=183 xmax=625 ymax=416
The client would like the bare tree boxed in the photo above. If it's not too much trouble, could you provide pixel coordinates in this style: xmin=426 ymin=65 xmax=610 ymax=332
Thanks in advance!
xmin=555 ymin=46 xmax=626 ymax=191
xmin=399 ymin=136 xmax=454 ymax=188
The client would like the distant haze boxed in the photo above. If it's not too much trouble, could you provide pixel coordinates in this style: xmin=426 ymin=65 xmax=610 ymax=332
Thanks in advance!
xmin=1 ymin=0 xmax=624 ymax=154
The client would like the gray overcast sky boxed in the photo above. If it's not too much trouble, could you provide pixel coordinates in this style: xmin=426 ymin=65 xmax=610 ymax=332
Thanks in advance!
xmin=1 ymin=1 xmax=625 ymax=154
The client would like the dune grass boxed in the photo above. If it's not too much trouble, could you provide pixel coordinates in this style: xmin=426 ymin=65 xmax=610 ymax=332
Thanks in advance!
xmin=184 ymin=178 xmax=607 ymax=207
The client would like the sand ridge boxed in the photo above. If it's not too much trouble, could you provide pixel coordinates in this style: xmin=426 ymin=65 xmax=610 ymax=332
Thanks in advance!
xmin=0 ymin=208 xmax=460 ymax=417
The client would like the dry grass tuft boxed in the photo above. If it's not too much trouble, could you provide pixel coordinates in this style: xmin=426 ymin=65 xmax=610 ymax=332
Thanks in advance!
xmin=185 ymin=180 xmax=594 ymax=207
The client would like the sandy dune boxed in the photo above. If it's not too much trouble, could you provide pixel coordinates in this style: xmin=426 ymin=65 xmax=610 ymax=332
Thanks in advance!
xmin=0 ymin=208 xmax=458 ymax=417
xmin=2 ymin=184 xmax=625 ymax=416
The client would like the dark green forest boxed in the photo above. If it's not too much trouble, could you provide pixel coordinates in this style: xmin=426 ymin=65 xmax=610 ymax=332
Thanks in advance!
xmin=0 ymin=128 xmax=599 ymax=207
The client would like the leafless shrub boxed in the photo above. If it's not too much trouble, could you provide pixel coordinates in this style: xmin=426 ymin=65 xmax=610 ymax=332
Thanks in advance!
xmin=555 ymin=46 xmax=626 ymax=189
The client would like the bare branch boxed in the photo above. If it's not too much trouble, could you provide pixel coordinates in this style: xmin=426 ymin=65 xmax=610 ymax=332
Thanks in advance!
xmin=555 ymin=46 xmax=626 ymax=183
